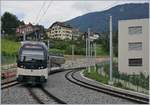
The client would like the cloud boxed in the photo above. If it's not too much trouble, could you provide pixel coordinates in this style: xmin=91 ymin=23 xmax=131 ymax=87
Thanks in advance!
xmin=1 ymin=0 xmax=149 ymax=28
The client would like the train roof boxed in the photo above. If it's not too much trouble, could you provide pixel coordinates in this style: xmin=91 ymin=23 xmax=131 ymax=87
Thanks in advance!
xmin=20 ymin=41 xmax=48 ymax=50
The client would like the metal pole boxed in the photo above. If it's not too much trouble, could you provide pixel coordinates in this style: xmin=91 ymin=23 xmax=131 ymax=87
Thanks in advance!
xmin=23 ymin=32 xmax=26 ymax=41
xmin=86 ymin=35 xmax=88 ymax=57
xmin=109 ymin=16 xmax=113 ymax=85
xmin=72 ymin=44 xmax=74 ymax=66
xmin=94 ymin=43 xmax=96 ymax=71
xmin=35 ymin=31 xmax=37 ymax=41
xmin=88 ymin=28 xmax=90 ymax=72
xmin=48 ymin=40 xmax=50 ymax=49
xmin=90 ymin=42 xmax=93 ymax=68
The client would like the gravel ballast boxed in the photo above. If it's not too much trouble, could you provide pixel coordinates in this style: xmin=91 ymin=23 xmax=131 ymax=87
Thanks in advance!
xmin=45 ymin=70 xmax=136 ymax=104
xmin=1 ymin=85 xmax=38 ymax=104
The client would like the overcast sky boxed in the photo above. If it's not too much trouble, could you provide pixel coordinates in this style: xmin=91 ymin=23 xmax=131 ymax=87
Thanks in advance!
xmin=1 ymin=0 xmax=149 ymax=28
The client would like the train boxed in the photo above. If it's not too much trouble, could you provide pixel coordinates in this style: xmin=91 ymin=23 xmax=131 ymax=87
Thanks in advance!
xmin=16 ymin=41 xmax=65 ymax=84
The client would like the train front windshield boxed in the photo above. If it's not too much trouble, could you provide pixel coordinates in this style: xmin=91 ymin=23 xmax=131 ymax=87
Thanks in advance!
xmin=17 ymin=44 xmax=48 ymax=69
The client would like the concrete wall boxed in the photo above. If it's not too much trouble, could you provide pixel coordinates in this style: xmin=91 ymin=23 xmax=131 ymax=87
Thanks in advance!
xmin=118 ymin=18 xmax=149 ymax=76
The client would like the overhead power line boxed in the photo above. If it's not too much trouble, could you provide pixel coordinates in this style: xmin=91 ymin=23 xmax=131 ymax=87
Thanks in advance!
xmin=37 ymin=0 xmax=53 ymax=24
xmin=34 ymin=1 xmax=46 ymax=24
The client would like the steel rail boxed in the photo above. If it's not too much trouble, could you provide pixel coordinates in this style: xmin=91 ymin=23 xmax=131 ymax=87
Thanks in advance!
xmin=65 ymin=70 xmax=149 ymax=104
xmin=1 ymin=80 xmax=19 ymax=89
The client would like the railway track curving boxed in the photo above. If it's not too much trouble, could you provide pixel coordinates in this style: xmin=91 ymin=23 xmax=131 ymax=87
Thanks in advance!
xmin=65 ymin=70 xmax=149 ymax=104
xmin=27 ymin=86 xmax=67 ymax=104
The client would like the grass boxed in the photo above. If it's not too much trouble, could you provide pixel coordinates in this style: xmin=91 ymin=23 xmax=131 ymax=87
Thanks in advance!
xmin=96 ymin=44 xmax=108 ymax=56
xmin=83 ymin=67 xmax=109 ymax=84
xmin=1 ymin=38 xmax=20 ymax=56
xmin=1 ymin=38 xmax=20 ymax=65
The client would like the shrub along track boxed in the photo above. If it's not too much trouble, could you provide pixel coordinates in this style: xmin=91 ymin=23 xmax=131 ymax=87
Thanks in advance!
xmin=65 ymin=70 xmax=149 ymax=104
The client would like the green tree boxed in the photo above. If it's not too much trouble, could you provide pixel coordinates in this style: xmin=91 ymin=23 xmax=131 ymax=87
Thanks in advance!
xmin=1 ymin=12 xmax=25 ymax=37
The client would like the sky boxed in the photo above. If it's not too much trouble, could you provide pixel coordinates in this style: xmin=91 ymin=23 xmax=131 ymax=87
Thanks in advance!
xmin=1 ymin=0 xmax=149 ymax=28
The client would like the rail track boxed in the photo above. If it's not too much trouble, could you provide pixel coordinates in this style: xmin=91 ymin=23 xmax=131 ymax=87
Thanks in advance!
xmin=27 ymin=86 xmax=67 ymax=104
xmin=1 ymin=80 xmax=19 ymax=89
xmin=65 ymin=70 xmax=149 ymax=104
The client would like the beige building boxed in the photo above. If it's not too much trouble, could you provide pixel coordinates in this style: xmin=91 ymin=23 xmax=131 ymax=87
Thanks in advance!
xmin=47 ymin=22 xmax=73 ymax=40
xmin=118 ymin=18 xmax=149 ymax=76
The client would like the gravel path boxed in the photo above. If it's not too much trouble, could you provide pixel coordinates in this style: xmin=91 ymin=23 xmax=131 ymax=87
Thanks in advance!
xmin=1 ymin=85 xmax=38 ymax=104
xmin=45 ymin=70 xmax=135 ymax=104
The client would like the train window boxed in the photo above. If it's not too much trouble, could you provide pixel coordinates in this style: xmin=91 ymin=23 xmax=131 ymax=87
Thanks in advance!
xmin=21 ymin=50 xmax=44 ymax=61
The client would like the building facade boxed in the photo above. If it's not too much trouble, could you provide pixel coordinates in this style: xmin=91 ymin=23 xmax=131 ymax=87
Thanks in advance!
xmin=16 ymin=23 xmax=45 ymax=40
xmin=47 ymin=22 xmax=73 ymax=40
xmin=118 ymin=18 xmax=149 ymax=76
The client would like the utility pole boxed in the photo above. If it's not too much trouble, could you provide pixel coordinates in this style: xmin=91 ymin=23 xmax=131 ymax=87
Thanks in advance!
xmin=72 ymin=44 xmax=74 ymax=66
xmin=35 ymin=31 xmax=38 ymax=41
xmin=90 ymin=41 xmax=93 ymax=69
xmin=94 ymin=43 xmax=96 ymax=71
xmin=47 ymin=40 xmax=50 ymax=49
xmin=86 ymin=33 xmax=88 ymax=57
xmin=109 ymin=16 xmax=113 ymax=85
xmin=23 ymin=31 xmax=26 ymax=41
xmin=72 ymin=34 xmax=74 ymax=67
xmin=88 ymin=28 xmax=90 ymax=72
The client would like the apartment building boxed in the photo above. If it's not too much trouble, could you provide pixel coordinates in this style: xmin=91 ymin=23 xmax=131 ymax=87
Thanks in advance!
xmin=47 ymin=22 xmax=73 ymax=40
xmin=118 ymin=18 xmax=149 ymax=76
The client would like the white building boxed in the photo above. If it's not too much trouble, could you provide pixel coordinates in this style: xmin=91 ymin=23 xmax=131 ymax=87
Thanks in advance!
xmin=118 ymin=18 xmax=149 ymax=76
xmin=47 ymin=22 xmax=73 ymax=40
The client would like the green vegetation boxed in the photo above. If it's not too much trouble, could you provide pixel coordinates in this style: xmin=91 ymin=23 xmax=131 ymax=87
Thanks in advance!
xmin=47 ymin=38 xmax=109 ymax=56
xmin=96 ymin=44 xmax=108 ymax=56
xmin=1 ymin=38 xmax=20 ymax=65
xmin=83 ymin=67 xmax=109 ymax=84
xmin=49 ymin=48 xmax=65 ymax=56
xmin=96 ymin=31 xmax=118 ymax=57
xmin=1 ymin=38 xmax=20 ymax=56
xmin=83 ymin=62 xmax=149 ymax=94
xmin=1 ymin=12 xmax=25 ymax=37
xmin=1 ymin=55 xmax=17 ymax=65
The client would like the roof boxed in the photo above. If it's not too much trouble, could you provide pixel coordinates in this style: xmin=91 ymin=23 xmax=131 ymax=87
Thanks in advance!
xmin=20 ymin=41 xmax=48 ymax=50
xmin=17 ymin=23 xmax=33 ymax=29
xmin=49 ymin=21 xmax=72 ymax=29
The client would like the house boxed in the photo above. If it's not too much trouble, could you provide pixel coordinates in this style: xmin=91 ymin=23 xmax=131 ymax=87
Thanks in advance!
xmin=47 ymin=22 xmax=80 ymax=40
xmin=16 ymin=23 xmax=44 ymax=40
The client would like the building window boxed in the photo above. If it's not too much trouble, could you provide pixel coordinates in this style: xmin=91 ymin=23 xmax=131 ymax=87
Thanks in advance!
xmin=128 ymin=26 xmax=142 ymax=35
xmin=128 ymin=58 xmax=142 ymax=66
xmin=128 ymin=42 xmax=142 ymax=51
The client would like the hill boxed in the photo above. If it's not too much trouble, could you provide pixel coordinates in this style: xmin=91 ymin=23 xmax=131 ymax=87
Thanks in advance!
xmin=65 ymin=3 xmax=149 ymax=33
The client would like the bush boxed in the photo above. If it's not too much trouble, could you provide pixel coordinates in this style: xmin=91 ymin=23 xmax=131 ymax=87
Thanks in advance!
xmin=114 ymin=82 xmax=123 ymax=88
xmin=83 ymin=69 xmax=109 ymax=84
xmin=49 ymin=48 xmax=64 ymax=56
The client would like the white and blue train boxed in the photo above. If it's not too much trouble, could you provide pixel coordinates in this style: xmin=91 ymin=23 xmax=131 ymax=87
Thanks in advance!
xmin=16 ymin=41 xmax=49 ymax=84
xmin=16 ymin=41 xmax=65 ymax=84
